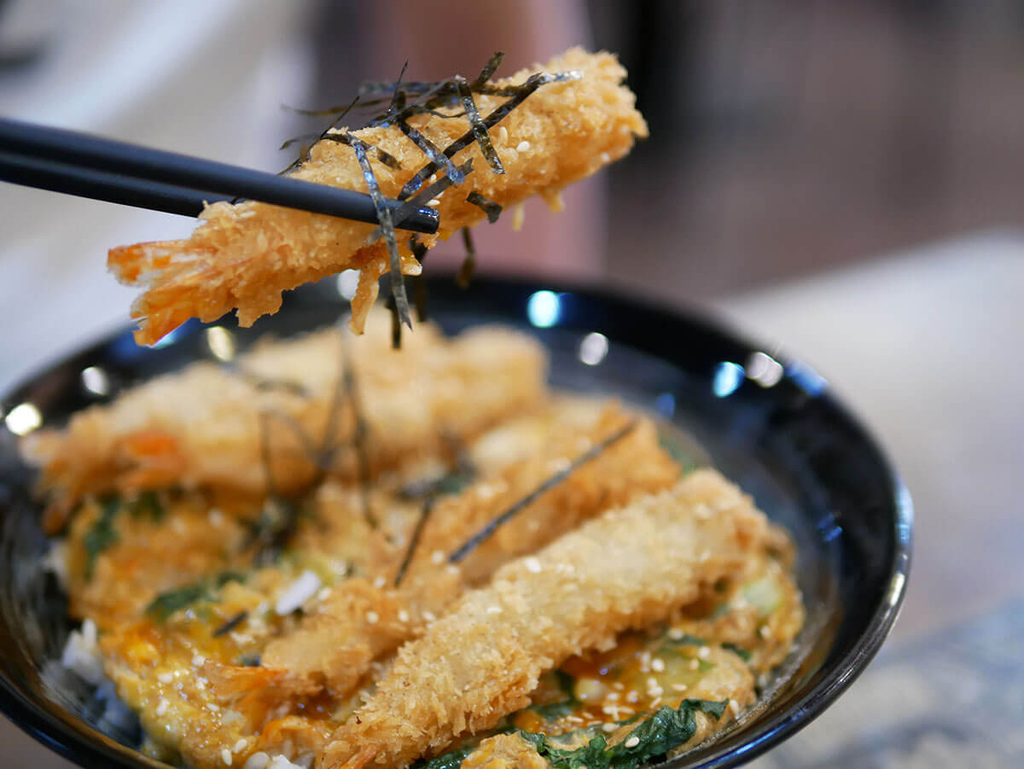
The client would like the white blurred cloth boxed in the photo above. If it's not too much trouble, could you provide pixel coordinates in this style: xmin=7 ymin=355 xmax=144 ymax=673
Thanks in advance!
xmin=0 ymin=0 xmax=315 ymax=391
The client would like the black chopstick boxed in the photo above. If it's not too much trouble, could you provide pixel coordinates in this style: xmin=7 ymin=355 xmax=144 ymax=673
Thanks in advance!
xmin=0 ymin=118 xmax=439 ymax=234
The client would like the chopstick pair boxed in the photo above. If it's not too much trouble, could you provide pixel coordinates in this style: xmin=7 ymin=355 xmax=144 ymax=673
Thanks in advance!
xmin=0 ymin=117 xmax=439 ymax=235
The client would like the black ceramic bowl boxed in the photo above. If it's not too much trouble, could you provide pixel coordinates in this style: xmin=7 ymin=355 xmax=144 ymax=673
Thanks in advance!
xmin=0 ymin=276 xmax=911 ymax=769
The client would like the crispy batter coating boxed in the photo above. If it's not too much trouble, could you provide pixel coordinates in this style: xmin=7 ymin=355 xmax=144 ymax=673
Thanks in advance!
xmin=23 ymin=317 xmax=546 ymax=529
xmin=255 ymin=407 xmax=679 ymax=698
xmin=319 ymin=469 xmax=773 ymax=769
xmin=107 ymin=48 xmax=647 ymax=345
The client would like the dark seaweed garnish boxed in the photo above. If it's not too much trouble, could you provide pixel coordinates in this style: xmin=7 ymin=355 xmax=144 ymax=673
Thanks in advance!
xmin=392 ymin=496 xmax=435 ymax=588
xmin=339 ymin=332 xmax=378 ymax=530
xmin=409 ymin=235 xmax=430 ymax=322
xmin=213 ymin=610 xmax=249 ymax=638
xmin=466 ymin=191 xmax=502 ymax=223
xmin=448 ymin=420 xmax=637 ymax=564
xmin=457 ymin=228 xmax=476 ymax=288
xmin=453 ymin=75 xmax=504 ymax=175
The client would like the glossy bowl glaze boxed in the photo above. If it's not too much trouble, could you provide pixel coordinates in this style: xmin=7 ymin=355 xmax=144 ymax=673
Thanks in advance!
xmin=0 ymin=276 xmax=911 ymax=769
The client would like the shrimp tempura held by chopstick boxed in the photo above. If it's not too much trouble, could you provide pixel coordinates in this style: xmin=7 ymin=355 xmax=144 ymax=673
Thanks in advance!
xmin=108 ymin=48 xmax=647 ymax=345
xmin=320 ymin=469 xmax=773 ymax=769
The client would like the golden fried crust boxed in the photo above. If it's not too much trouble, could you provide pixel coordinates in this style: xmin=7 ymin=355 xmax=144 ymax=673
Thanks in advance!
xmin=319 ymin=470 xmax=772 ymax=769
xmin=260 ymin=408 xmax=678 ymax=698
xmin=22 ymin=319 xmax=546 ymax=523
xmin=106 ymin=48 xmax=647 ymax=345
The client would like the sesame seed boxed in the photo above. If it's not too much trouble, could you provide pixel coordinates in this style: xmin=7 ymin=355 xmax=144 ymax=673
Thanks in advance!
xmin=698 ymin=646 xmax=711 ymax=660
xmin=426 ymin=198 xmax=440 ymax=208
xmin=759 ymin=625 xmax=772 ymax=639
xmin=668 ymin=628 xmax=685 ymax=641
xmin=729 ymin=699 xmax=741 ymax=716
xmin=233 ymin=739 xmax=247 ymax=753
xmin=431 ymin=550 xmax=445 ymax=564
xmin=222 ymin=748 xmax=233 ymax=765
xmin=157 ymin=672 xmax=173 ymax=684
xmin=366 ymin=611 xmax=379 ymax=624
xmin=624 ymin=736 xmax=640 ymax=749
xmin=486 ymin=606 xmax=502 ymax=614
xmin=602 ymin=722 xmax=617 ymax=733
xmin=600 ymin=152 xmax=611 ymax=164
xmin=524 ymin=557 xmax=542 ymax=573
xmin=498 ymin=126 xmax=509 ymax=143
xmin=516 ymin=140 xmax=531 ymax=152
xmin=192 ymin=654 xmax=206 ymax=667
xmin=155 ymin=698 xmax=169 ymax=717
xmin=423 ymin=610 xmax=436 ymax=622
xmin=672 ymin=684 xmax=689 ymax=692
xmin=398 ymin=610 xmax=410 ymax=622
xmin=373 ymin=576 xmax=386 ymax=588
xmin=651 ymin=658 xmax=665 ymax=672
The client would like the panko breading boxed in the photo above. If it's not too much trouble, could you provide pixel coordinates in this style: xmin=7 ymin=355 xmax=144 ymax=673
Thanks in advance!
xmin=254 ymin=409 xmax=679 ymax=698
xmin=23 ymin=315 xmax=546 ymax=530
xmin=107 ymin=48 xmax=647 ymax=345
xmin=320 ymin=470 xmax=774 ymax=769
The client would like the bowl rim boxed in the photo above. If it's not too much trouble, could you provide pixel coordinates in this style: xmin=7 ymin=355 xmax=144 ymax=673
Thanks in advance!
xmin=0 ymin=274 xmax=913 ymax=769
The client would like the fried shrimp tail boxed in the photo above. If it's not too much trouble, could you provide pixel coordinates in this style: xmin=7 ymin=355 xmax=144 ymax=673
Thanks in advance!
xmin=108 ymin=48 xmax=647 ymax=345
xmin=319 ymin=469 xmax=774 ymax=769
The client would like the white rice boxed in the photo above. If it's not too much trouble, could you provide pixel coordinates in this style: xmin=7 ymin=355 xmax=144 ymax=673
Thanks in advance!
xmin=60 ymin=618 xmax=104 ymax=686
xmin=274 ymin=571 xmax=322 ymax=616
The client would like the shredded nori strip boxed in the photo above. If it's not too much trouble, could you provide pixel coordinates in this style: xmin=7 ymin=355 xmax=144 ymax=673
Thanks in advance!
xmin=466 ymin=191 xmax=502 ymax=223
xmin=471 ymin=51 xmax=506 ymax=88
xmin=346 ymin=131 xmax=411 ymax=331
xmin=453 ymin=74 xmax=504 ymax=175
xmin=239 ymin=371 xmax=310 ymax=398
xmin=393 ymin=496 xmax=436 ymax=588
xmin=213 ymin=610 xmax=249 ymax=638
xmin=399 ymin=70 xmax=581 ymax=200
xmin=448 ymin=420 xmax=637 ymax=564
xmin=339 ymin=333 xmax=378 ymax=530
xmin=457 ymin=228 xmax=476 ymax=288
xmin=368 ymin=158 xmax=474 ymax=242
xmin=410 ymin=235 xmax=430 ymax=322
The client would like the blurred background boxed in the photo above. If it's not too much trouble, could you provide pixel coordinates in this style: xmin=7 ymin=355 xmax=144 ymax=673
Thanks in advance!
xmin=2 ymin=0 xmax=1024 ymax=766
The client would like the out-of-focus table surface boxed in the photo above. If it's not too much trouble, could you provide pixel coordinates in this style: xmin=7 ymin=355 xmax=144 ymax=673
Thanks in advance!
xmin=3 ymin=231 xmax=1022 ymax=766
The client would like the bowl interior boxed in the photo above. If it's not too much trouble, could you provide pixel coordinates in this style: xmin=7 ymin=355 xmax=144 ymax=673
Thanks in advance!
xmin=0 ymin=276 xmax=911 ymax=769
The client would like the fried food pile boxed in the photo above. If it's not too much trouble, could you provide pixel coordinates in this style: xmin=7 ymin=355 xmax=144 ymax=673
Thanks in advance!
xmin=26 ymin=318 xmax=804 ymax=769
xmin=107 ymin=48 xmax=648 ymax=346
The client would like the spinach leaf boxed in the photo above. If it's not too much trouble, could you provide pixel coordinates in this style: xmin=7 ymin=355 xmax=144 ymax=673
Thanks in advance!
xmin=722 ymin=643 xmax=752 ymax=662
xmin=519 ymin=699 xmax=728 ymax=769
xmin=145 ymin=571 xmax=246 ymax=621
xmin=83 ymin=495 xmax=121 ymax=580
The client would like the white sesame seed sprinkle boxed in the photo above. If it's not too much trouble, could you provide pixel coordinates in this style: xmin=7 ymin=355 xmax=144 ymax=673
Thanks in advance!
xmin=602 ymin=722 xmax=617 ymax=733
xmin=759 ymin=625 xmax=772 ymax=639
xmin=729 ymin=699 xmax=741 ymax=716
xmin=651 ymin=658 xmax=665 ymax=672
xmin=366 ymin=611 xmax=379 ymax=624
xmin=431 ymin=550 xmax=445 ymax=564
xmin=373 ymin=576 xmax=386 ymax=589
xmin=234 ymin=739 xmax=247 ymax=753
xmin=624 ymin=736 xmax=640 ymax=749
xmin=524 ymin=557 xmax=542 ymax=574
xmin=157 ymin=672 xmax=174 ymax=684
xmin=516 ymin=140 xmax=531 ymax=152
xmin=398 ymin=609 xmax=410 ymax=622
xmin=423 ymin=610 xmax=436 ymax=622
xmin=155 ymin=698 xmax=169 ymax=717
xmin=672 ymin=684 xmax=689 ymax=692
xmin=222 ymin=748 xmax=233 ymax=765
xmin=486 ymin=606 xmax=502 ymax=614
xmin=698 ymin=646 xmax=711 ymax=660
xmin=498 ymin=126 xmax=509 ymax=143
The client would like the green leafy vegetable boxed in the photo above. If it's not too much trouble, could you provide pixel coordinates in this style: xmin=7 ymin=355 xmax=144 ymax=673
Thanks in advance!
xmin=126 ymin=490 xmax=165 ymax=522
xmin=518 ymin=699 xmax=728 ymax=769
xmin=145 ymin=571 xmax=246 ymax=621
xmin=722 ymin=643 xmax=752 ymax=662
xmin=416 ymin=745 xmax=475 ymax=769
xmin=82 ymin=495 xmax=121 ymax=580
